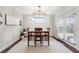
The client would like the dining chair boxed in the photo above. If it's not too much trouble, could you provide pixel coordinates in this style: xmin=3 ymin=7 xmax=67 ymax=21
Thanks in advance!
xmin=35 ymin=28 xmax=42 ymax=32
xmin=41 ymin=31 xmax=49 ymax=46
xmin=35 ymin=28 xmax=42 ymax=46
xmin=28 ymin=32 xmax=35 ymax=46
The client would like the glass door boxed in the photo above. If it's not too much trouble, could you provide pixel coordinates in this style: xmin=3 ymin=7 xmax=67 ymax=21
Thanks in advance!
xmin=58 ymin=17 xmax=65 ymax=39
xmin=58 ymin=16 xmax=76 ymax=45
xmin=65 ymin=16 xmax=75 ymax=44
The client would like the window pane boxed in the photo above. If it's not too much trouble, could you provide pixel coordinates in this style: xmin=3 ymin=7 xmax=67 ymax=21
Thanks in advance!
xmin=30 ymin=16 xmax=49 ymax=23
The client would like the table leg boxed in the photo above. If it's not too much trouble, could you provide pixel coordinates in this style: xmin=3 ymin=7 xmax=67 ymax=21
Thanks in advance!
xmin=28 ymin=37 xmax=29 ymax=46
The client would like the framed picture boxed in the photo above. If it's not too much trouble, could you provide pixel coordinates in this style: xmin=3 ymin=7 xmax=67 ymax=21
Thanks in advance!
xmin=0 ymin=13 xmax=3 ymax=25
xmin=5 ymin=14 xmax=21 ymax=26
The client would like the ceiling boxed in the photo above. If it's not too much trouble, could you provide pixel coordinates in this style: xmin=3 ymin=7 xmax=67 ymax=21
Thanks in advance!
xmin=0 ymin=6 xmax=76 ymax=16
xmin=13 ymin=6 xmax=61 ymax=15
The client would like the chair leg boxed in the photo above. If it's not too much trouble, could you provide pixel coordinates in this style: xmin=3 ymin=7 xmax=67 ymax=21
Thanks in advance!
xmin=28 ymin=41 xmax=29 ymax=46
xmin=48 ymin=37 xmax=49 ymax=46
xmin=41 ymin=37 xmax=43 ymax=47
xmin=35 ymin=38 xmax=36 ymax=47
xmin=28 ymin=37 xmax=29 ymax=46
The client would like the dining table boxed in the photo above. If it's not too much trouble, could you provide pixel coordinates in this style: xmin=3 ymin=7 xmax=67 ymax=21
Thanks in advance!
xmin=27 ymin=31 xmax=49 ymax=47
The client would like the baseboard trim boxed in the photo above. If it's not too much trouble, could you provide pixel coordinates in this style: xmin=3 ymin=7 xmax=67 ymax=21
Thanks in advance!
xmin=52 ymin=36 xmax=79 ymax=53
xmin=0 ymin=38 xmax=22 ymax=53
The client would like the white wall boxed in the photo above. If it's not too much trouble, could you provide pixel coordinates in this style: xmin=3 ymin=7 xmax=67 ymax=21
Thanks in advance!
xmin=0 ymin=7 xmax=22 ymax=50
xmin=22 ymin=14 xmax=55 ymax=36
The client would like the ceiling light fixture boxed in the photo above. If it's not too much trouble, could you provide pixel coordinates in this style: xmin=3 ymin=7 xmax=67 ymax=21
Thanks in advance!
xmin=33 ymin=6 xmax=46 ymax=17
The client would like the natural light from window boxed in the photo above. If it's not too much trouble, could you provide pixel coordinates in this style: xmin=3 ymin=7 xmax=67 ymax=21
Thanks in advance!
xmin=29 ymin=16 xmax=49 ymax=23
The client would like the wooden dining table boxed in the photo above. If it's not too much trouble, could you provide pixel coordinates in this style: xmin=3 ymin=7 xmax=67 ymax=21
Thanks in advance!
xmin=27 ymin=31 xmax=49 ymax=47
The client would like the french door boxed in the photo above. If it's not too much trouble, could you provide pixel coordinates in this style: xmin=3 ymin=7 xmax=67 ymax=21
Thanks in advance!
xmin=58 ymin=16 xmax=76 ymax=44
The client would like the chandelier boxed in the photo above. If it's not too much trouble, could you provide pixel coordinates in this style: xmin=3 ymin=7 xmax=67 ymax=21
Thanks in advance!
xmin=33 ymin=6 xmax=46 ymax=17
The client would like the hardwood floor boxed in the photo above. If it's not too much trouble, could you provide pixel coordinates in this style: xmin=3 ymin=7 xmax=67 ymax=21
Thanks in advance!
xmin=7 ymin=37 xmax=72 ymax=53
xmin=53 ymin=36 xmax=79 ymax=53
xmin=0 ymin=38 xmax=22 ymax=53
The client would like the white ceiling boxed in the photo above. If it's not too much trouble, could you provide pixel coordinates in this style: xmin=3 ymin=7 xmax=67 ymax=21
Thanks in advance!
xmin=13 ymin=6 xmax=61 ymax=15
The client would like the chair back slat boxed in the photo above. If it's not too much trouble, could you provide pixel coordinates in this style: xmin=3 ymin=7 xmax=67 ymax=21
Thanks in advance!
xmin=35 ymin=28 xmax=42 ymax=32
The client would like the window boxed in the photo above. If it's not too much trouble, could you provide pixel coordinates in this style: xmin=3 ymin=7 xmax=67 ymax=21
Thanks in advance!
xmin=30 ymin=16 xmax=49 ymax=23
xmin=58 ymin=17 xmax=65 ymax=38
xmin=65 ymin=16 xmax=75 ymax=44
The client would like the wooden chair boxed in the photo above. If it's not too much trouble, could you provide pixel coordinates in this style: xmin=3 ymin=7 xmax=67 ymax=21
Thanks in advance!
xmin=41 ymin=31 xmax=49 ymax=46
xmin=35 ymin=28 xmax=42 ymax=46
xmin=28 ymin=32 xmax=35 ymax=46
xmin=35 ymin=28 xmax=42 ymax=32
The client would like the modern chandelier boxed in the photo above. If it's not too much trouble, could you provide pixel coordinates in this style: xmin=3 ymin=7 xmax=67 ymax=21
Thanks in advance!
xmin=33 ymin=6 xmax=46 ymax=17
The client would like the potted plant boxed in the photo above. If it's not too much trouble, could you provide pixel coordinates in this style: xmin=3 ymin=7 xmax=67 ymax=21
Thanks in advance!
xmin=20 ymin=32 xmax=24 ymax=39
xmin=20 ymin=29 xmax=26 ymax=39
